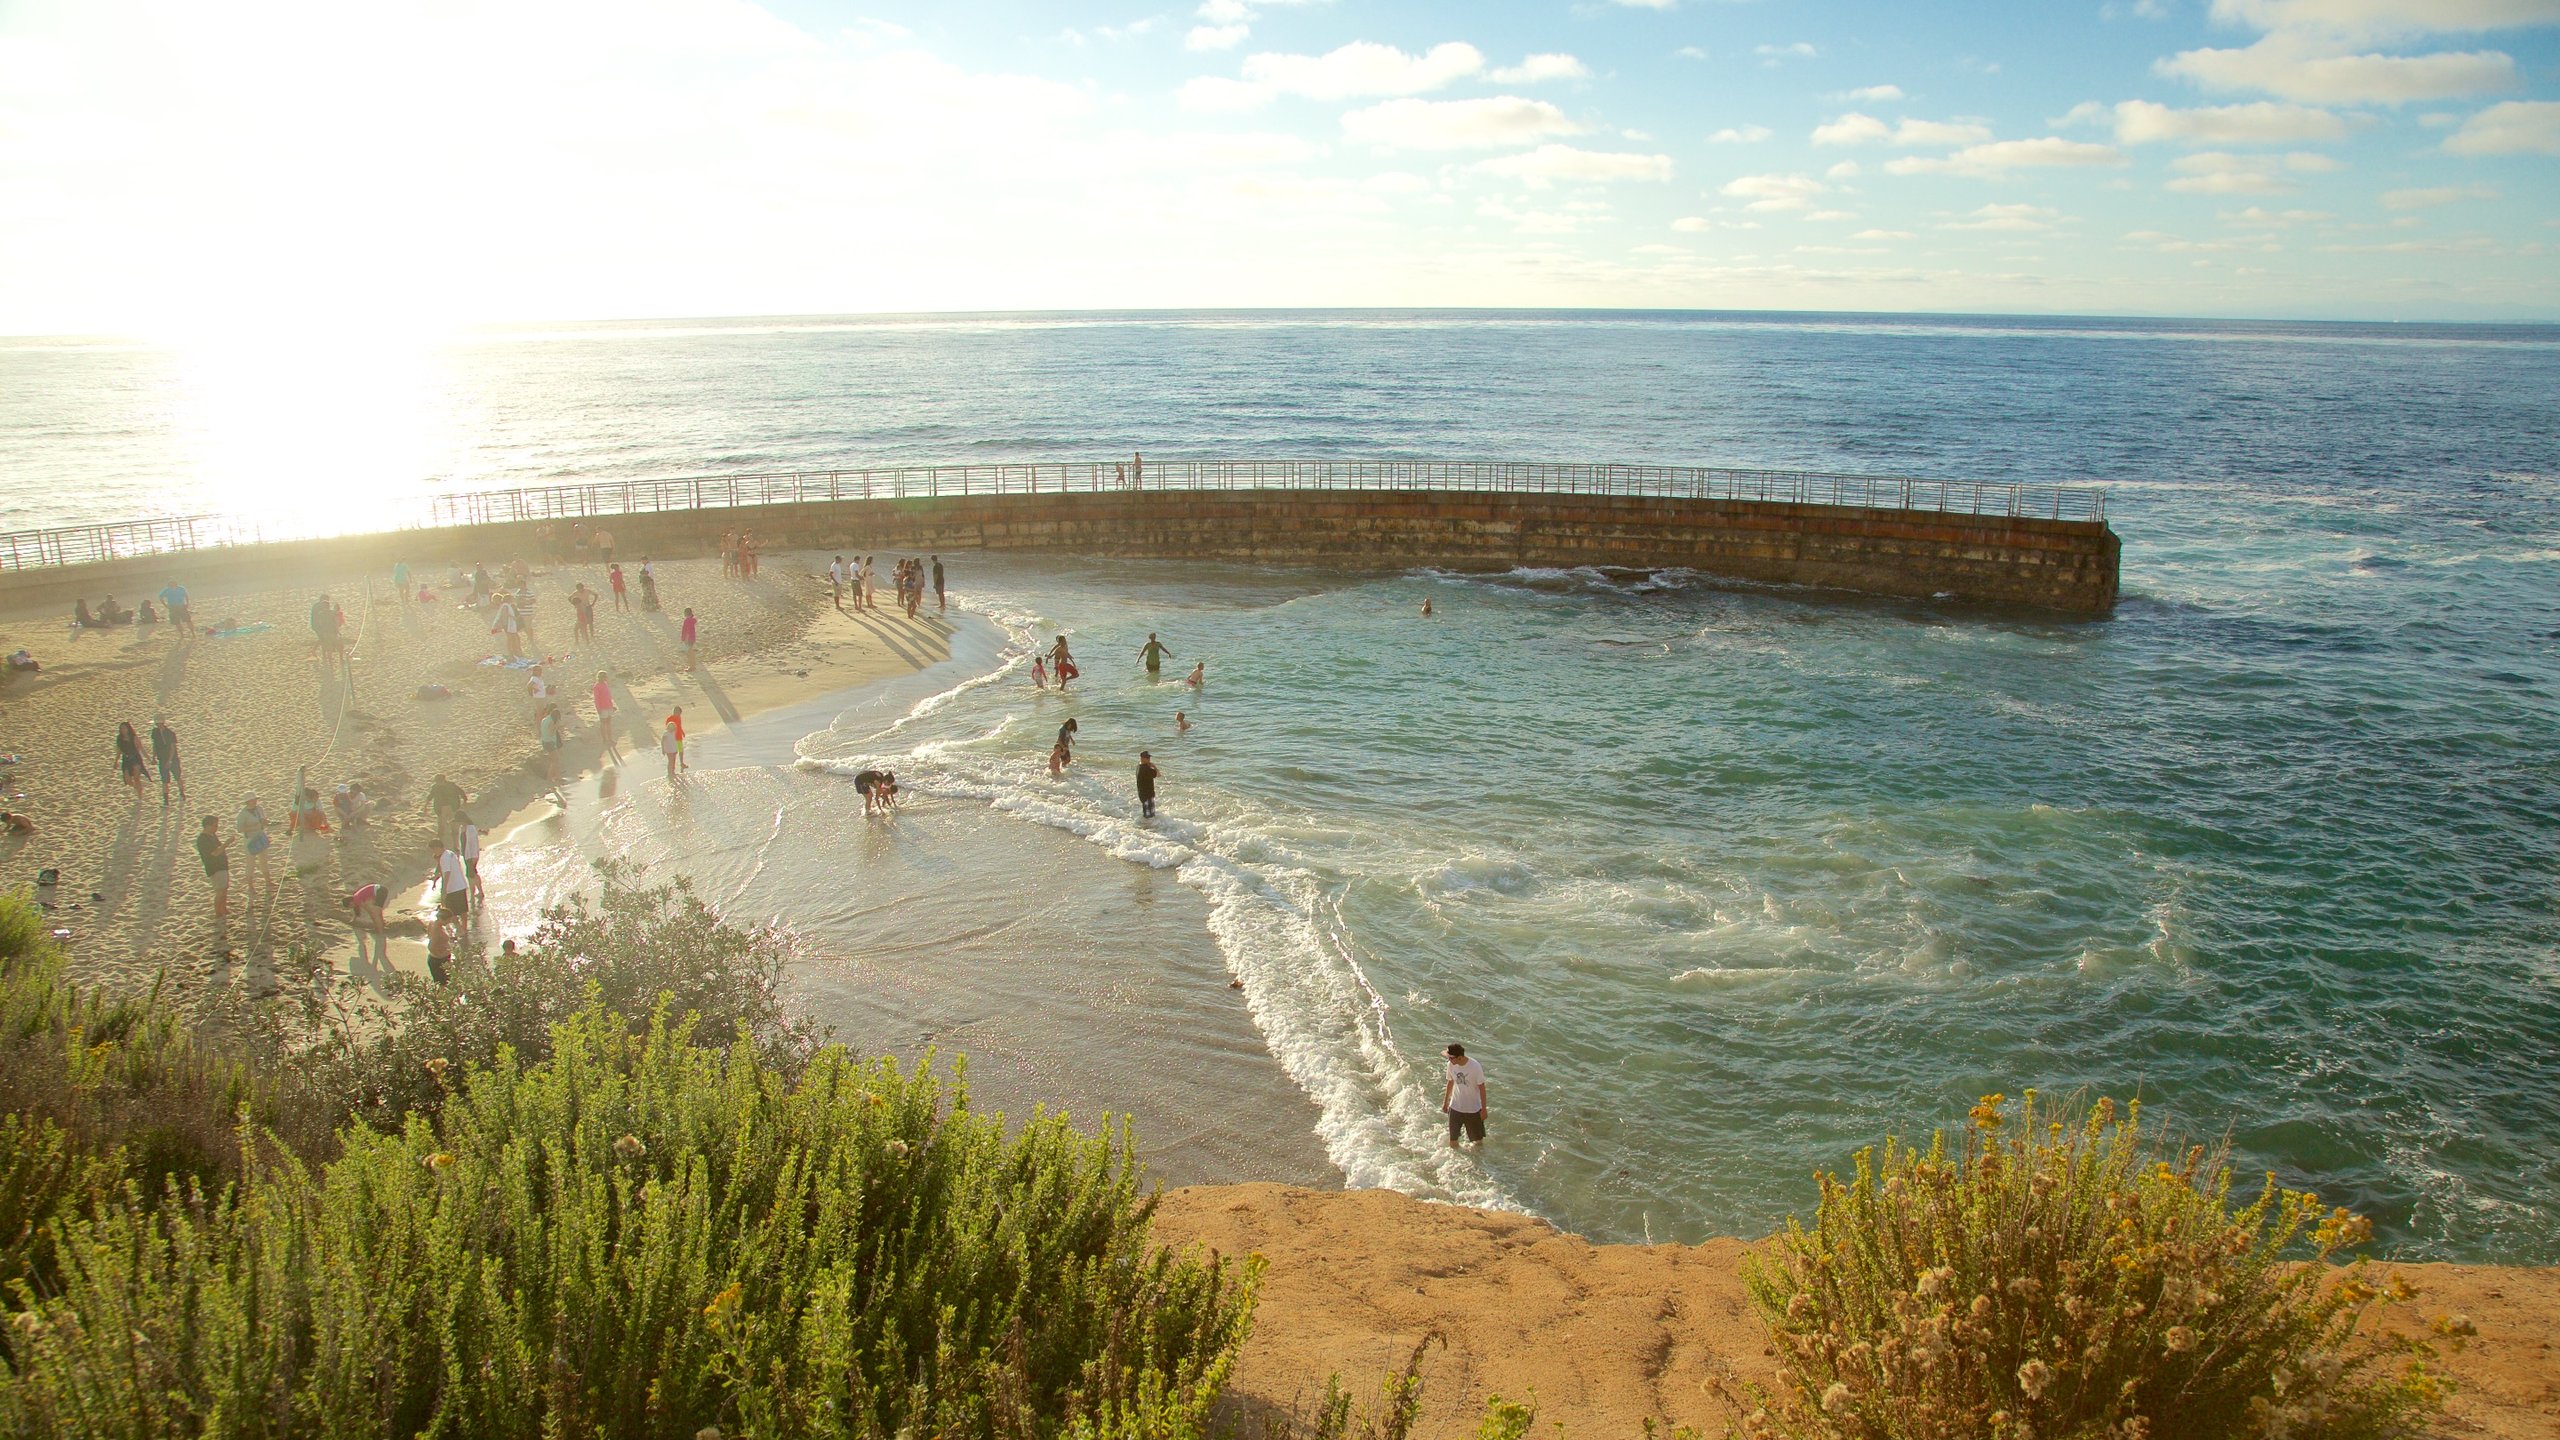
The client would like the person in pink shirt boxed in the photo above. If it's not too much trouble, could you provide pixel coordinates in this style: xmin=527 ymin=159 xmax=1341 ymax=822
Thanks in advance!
xmin=593 ymin=670 xmax=621 ymax=763
xmin=681 ymin=607 xmax=697 ymax=670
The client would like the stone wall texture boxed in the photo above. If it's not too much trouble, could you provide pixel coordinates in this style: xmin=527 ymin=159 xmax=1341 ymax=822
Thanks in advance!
xmin=1 ymin=490 xmax=2120 ymax=615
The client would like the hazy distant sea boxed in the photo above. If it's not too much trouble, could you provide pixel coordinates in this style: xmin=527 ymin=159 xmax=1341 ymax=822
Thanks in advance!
xmin=6 ymin=311 xmax=2558 ymax=1261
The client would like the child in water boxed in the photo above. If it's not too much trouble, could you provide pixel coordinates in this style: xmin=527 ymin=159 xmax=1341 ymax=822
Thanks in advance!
xmin=1032 ymin=655 xmax=1048 ymax=689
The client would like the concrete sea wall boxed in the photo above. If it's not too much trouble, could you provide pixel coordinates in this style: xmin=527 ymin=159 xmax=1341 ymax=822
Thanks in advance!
xmin=0 ymin=490 xmax=2120 ymax=615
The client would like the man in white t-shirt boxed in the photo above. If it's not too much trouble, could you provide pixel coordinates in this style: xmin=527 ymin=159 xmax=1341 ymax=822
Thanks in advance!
xmin=1442 ymin=1042 xmax=1487 ymax=1147
xmin=829 ymin=556 xmax=847 ymax=611
xmin=436 ymin=842 xmax=471 ymax=922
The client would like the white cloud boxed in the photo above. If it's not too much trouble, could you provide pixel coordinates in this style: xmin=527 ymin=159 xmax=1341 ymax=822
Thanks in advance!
xmin=1825 ymin=161 xmax=1862 ymax=179
xmin=1198 ymin=0 xmax=1253 ymax=20
xmin=1474 ymin=145 xmax=1674 ymax=186
xmin=1945 ymin=203 xmax=2062 ymax=231
xmin=1839 ymin=84 xmax=1907 ymax=102
xmin=1364 ymin=171 xmax=1433 ymax=194
xmin=2444 ymin=99 xmax=2560 ymax=154
xmin=1181 ymin=41 xmax=1487 ymax=110
xmin=1709 ymin=125 xmax=1774 ymax=143
xmin=1813 ymin=112 xmax=1892 ymax=145
xmin=1885 ymin=138 xmax=2128 ymax=176
xmin=2158 ymin=35 xmax=2519 ymax=102
xmin=2108 ymin=99 xmax=2351 ymax=144
xmin=1188 ymin=24 xmax=1249 ymax=51
xmin=2205 ymin=0 xmax=2560 ymax=39
xmin=1489 ymin=53 xmax=1591 ymax=84
xmin=2283 ymin=150 xmax=2344 ymax=170
xmin=1722 ymin=173 xmax=1828 ymax=210
xmin=2221 ymin=206 xmax=2335 ymax=223
xmin=1616 ymin=0 xmax=1679 ymax=8
xmin=1853 ymin=228 xmax=1917 ymax=239
xmin=1813 ymin=113 xmax=1993 ymax=147
xmin=1343 ymin=97 xmax=1587 ymax=150
xmin=2381 ymin=183 xmax=2499 ymax=208
xmin=1674 ymin=46 xmax=1709 ymax=60
xmin=1671 ymin=216 xmax=1718 ymax=232
xmin=1806 ymin=208 xmax=1858 ymax=221
xmin=1755 ymin=42 xmax=1819 ymax=62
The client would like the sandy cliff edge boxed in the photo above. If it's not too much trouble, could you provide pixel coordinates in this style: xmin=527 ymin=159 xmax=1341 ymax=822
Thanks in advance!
xmin=1155 ymin=1184 xmax=2560 ymax=1440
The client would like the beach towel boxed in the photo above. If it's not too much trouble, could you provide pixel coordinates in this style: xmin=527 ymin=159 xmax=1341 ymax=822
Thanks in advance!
xmin=207 ymin=623 xmax=272 ymax=639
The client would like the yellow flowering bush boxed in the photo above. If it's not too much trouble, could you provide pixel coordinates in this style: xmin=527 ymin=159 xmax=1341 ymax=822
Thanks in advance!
xmin=1732 ymin=1092 xmax=2451 ymax=1440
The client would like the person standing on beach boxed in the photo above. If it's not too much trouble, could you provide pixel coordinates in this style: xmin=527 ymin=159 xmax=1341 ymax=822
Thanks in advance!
xmin=347 ymin=882 xmax=388 ymax=970
xmin=932 ymin=555 xmax=945 ymax=613
xmin=114 ymin=721 xmax=148 ymax=800
xmin=595 ymin=526 xmax=615 ymax=565
xmin=196 ymin=815 xmax=229 ymax=934
xmin=459 ymin=814 xmax=484 ymax=910
xmin=159 ymin=578 xmax=192 ymax=633
xmin=1138 ymin=632 xmax=1174 ymax=677
xmin=639 ymin=557 xmax=659 ymax=610
xmin=662 ymin=706 xmax=687 ymax=779
xmin=150 ymin=715 xmax=183 ymax=806
xmin=426 ymin=774 xmax=465 ymax=847
xmin=235 ymin=796 xmax=277 ymax=911
xmin=1136 ymin=750 xmax=1160 ymax=819
xmin=1441 ymin=1043 xmax=1487 ymax=1147
xmin=538 ymin=705 xmax=564 ymax=792
xmin=570 ymin=583 xmax=598 ymax=647
xmin=392 ymin=561 xmax=411 ymax=605
xmin=830 ymin=556 xmax=847 ymax=611
xmin=287 ymin=783 xmax=333 ymax=925
xmin=608 ymin=563 xmax=629 ymax=612
xmin=424 ymin=913 xmax=455 ymax=987
xmin=436 ymin=839 xmax=470 ymax=924
xmin=593 ymin=671 xmax=621 ymax=763
xmin=681 ymin=607 xmax=698 ymax=669
xmin=493 ymin=594 xmax=524 ymax=659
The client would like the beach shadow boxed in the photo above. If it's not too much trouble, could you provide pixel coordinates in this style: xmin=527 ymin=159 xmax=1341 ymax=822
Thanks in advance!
xmin=843 ymin=608 xmax=944 ymax=671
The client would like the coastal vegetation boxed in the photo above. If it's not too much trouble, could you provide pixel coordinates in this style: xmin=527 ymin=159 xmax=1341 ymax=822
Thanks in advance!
xmin=1732 ymin=1091 xmax=2455 ymax=1440
xmin=0 ymin=885 xmax=2457 ymax=1439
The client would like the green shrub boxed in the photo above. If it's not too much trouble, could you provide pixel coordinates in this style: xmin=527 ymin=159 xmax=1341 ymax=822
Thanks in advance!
xmin=1 ymin=1003 xmax=1256 ymax=1440
xmin=0 ymin=897 xmax=305 ymax=1301
xmin=1732 ymin=1091 xmax=2450 ymax=1440
xmin=208 ymin=861 xmax=829 ymax=1136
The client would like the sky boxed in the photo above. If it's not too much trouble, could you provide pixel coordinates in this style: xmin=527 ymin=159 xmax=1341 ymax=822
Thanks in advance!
xmin=1 ymin=0 xmax=2555 ymax=333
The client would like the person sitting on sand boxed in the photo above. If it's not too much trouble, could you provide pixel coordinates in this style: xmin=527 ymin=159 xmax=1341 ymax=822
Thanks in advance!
xmin=74 ymin=599 xmax=94 ymax=628
xmin=137 ymin=599 xmax=158 ymax=624
xmin=1 ymin=810 xmax=34 ymax=836
xmin=97 ymin=596 xmax=133 ymax=625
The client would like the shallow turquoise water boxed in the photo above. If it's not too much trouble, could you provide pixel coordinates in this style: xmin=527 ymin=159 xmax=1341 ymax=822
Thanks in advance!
xmin=6 ymin=311 xmax=2557 ymax=1258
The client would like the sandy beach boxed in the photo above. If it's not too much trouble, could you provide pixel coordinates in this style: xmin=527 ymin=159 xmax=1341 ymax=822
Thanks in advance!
xmin=1157 ymin=1184 xmax=2560 ymax=1440
xmin=0 ymin=544 xmax=946 ymax=999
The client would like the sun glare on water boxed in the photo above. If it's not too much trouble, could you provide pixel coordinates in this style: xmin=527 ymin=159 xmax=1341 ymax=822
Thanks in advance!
xmin=165 ymin=320 xmax=461 ymax=540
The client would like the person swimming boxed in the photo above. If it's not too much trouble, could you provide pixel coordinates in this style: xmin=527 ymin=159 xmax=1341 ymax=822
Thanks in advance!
xmin=1184 ymin=661 xmax=1204 ymax=688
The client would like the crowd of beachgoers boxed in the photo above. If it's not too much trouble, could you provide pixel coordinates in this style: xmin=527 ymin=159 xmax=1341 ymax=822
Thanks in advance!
xmin=0 ymin=530 xmax=945 ymax=1000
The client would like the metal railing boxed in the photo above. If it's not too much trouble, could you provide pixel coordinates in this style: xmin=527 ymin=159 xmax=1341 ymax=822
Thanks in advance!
xmin=0 ymin=459 xmax=2108 ymax=573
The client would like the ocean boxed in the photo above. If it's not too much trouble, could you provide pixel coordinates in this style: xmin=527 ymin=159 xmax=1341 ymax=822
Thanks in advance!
xmin=4 ymin=311 xmax=2557 ymax=1261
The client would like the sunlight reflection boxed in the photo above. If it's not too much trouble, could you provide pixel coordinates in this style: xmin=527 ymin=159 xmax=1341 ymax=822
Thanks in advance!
xmin=169 ymin=327 xmax=461 ymax=540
